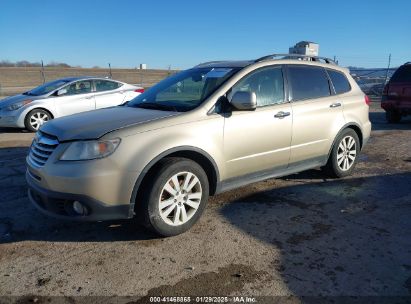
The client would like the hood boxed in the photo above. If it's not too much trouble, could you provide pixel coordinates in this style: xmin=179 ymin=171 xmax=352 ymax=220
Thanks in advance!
xmin=0 ymin=94 xmax=44 ymax=108
xmin=40 ymin=106 xmax=179 ymax=141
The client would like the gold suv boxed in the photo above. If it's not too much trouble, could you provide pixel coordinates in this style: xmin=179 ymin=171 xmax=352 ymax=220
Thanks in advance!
xmin=26 ymin=54 xmax=371 ymax=236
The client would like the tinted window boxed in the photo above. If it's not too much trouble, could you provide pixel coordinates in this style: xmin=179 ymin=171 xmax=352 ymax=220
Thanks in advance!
xmin=390 ymin=65 xmax=411 ymax=83
xmin=231 ymin=66 xmax=284 ymax=106
xmin=64 ymin=80 xmax=92 ymax=95
xmin=288 ymin=66 xmax=331 ymax=101
xmin=327 ymin=69 xmax=351 ymax=94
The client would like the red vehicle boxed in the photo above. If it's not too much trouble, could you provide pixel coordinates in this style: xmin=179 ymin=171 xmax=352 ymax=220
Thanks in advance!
xmin=381 ymin=62 xmax=411 ymax=123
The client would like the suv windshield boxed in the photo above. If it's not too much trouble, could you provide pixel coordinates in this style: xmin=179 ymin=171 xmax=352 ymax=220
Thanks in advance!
xmin=25 ymin=79 xmax=71 ymax=96
xmin=127 ymin=67 xmax=240 ymax=112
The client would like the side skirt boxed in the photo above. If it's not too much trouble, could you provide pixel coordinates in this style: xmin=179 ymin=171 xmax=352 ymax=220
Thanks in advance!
xmin=216 ymin=155 xmax=328 ymax=194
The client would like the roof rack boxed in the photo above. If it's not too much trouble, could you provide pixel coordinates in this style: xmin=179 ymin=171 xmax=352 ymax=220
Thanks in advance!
xmin=255 ymin=53 xmax=337 ymax=65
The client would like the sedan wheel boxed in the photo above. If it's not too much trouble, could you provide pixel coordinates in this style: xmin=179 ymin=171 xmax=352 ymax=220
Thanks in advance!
xmin=25 ymin=109 xmax=52 ymax=132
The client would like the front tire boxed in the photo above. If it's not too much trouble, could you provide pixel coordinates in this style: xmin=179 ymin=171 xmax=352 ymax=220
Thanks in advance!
xmin=324 ymin=129 xmax=360 ymax=178
xmin=25 ymin=109 xmax=52 ymax=132
xmin=140 ymin=157 xmax=209 ymax=236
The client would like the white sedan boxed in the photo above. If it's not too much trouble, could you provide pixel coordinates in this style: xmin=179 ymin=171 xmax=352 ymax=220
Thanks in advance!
xmin=0 ymin=77 xmax=144 ymax=131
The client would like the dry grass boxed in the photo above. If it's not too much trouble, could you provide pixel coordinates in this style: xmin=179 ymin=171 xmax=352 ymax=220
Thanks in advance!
xmin=0 ymin=67 xmax=177 ymax=97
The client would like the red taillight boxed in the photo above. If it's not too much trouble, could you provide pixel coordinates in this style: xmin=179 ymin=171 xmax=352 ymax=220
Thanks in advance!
xmin=364 ymin=95 xmax=371 ymax=106
xmin=135 ymin=88 xmax=145 ymax=93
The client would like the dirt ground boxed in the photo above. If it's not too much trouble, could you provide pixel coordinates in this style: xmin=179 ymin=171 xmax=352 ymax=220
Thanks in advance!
xmin=0 ymin=102 xmax=410 ymax=302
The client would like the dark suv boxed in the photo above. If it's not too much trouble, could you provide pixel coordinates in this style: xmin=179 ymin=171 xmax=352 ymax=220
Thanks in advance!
xmin=381 ymin=62 xmax=411 ymax=123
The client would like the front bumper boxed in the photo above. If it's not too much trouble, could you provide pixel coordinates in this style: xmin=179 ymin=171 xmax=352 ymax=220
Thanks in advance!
xmin=0 ymin=111 xmax=21 ymax=128
xmin=26 ymin=170 xmax=133 ymax=221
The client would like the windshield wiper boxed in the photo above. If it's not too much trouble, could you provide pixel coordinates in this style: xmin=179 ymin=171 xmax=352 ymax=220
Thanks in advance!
xmin=23 ymin=91 xmax=36 ymax=96
xmin=132 ymin=102 xmax=178 ymax=112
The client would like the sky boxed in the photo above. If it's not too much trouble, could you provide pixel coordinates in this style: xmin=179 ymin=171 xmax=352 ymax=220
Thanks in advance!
xmin=0 ymin=0 xmax=410 ymax=69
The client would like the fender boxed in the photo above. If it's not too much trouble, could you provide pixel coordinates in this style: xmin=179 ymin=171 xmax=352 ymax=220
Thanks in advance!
xmin=326 ymin=122 xmax=364 ymax=160
xmin=129 ymin=145 xmax=220 ymax=211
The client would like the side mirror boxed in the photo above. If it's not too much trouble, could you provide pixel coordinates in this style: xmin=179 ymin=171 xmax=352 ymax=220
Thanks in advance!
xmin=230 ymin=91 xmax=257 ymax=111
xmin=57 ymin=88 xmax=67 ymax=96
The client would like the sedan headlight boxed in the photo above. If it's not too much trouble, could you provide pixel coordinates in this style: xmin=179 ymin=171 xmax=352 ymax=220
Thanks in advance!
xmin=60 ymin=138 xmax=121 ymax=161
xmin=6 ymin=100 xmax=33 ymax=111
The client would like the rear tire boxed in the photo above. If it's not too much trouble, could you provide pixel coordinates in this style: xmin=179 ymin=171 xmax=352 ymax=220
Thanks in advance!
xmin=386 ymin=110 xmax=401 ymax=123
xmin=324 ymin=129 xmax=360 ymax=178
xmin=139 ymin=157 xmax=209 ymax=236
xmin=24 ymin=109 xmax=52 ymax=132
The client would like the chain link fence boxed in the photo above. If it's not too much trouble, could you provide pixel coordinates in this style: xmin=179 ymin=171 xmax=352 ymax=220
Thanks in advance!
xmin=349 ymin=68 xmax=397 ymax=100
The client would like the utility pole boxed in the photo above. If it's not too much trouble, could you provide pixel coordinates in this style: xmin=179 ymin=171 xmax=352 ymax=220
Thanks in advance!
xmin=108 ymin=63 xmax=112 ymax=78
xmin=41 ymin=60 xmax=45 ymax=84
xmin=384 ymin=54 xmax=391 ymax=86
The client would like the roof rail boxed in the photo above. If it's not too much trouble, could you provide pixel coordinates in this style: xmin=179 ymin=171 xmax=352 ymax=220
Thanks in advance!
xmin=255 ymin=53 xmax=337 ymax=65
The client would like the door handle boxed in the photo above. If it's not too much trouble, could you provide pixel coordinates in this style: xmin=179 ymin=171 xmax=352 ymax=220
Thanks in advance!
xmin=274 ymin=111 xmax=290 ymax=119
xmin=330 ymin=102 xmax=341 ymax=108
xmin=85 ymin=96 xmax=94 ymax=99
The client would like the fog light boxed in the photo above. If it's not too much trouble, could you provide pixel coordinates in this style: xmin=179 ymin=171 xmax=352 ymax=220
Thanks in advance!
xmin=73 ymin=201 xmax=86 ymax=215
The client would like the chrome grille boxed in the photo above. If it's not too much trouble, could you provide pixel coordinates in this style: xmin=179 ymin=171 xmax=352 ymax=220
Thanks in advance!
xmin=28 ymin=131 xmax=59 ymax=167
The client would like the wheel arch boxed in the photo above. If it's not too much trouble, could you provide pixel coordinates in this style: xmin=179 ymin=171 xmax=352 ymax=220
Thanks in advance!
xmin=130 ymin=146 xmax=220 ymax=211
xmin=25 ymin=107 xmax=55 ymax=119
xmin=327 ymin=122 xmax=364 ymax=160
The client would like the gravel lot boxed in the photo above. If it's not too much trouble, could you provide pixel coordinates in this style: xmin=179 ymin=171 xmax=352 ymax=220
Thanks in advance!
xmin=0 ymin=103 xmax=410 ymax=302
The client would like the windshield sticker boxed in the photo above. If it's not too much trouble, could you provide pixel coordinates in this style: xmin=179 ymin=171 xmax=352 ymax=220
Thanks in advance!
xmin=205 ymin=68 xmax=233 ymax=78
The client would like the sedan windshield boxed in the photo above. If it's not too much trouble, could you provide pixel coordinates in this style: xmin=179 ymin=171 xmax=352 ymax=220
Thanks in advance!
xmin=26 ymin=79 xmax=71 ymax=96
xmin=127 ymin=67 xmax=240 ymax=112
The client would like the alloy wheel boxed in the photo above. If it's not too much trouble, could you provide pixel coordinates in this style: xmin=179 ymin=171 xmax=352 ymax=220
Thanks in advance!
xmin=337 ymin=135 xmax=357 ymax=171
xmin=30 ymin=112 xmax=49 ymax=130
xmin=158 ymin=171 xmax=202 ymax=226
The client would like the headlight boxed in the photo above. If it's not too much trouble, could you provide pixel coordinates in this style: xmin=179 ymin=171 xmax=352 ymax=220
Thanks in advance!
xmin=60 ymin=138 xmax=121 ymax=161
xmin=6 ymin=100 xmax=33 ymax=111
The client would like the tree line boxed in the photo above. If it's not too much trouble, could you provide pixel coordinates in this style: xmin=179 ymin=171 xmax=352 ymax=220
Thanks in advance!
xmin=0 ymin=60 xmax=75 ymax=68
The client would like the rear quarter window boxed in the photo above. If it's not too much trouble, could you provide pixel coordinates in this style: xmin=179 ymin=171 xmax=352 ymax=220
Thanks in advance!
xmin=390 ymin=65 xmax=411 ymax=83
xmin=287 ymin=65 xmax=331 ymax=101
xmin=327 ymin=69 xmax=351 ymax=94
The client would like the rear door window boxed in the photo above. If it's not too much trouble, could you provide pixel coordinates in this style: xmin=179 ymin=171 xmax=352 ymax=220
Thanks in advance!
xmin=327 ymin=69 xmax=351 ymax=94
xmin=94 ymin=80 xmax=122 ymax=92
xmin=287 ymin=65 xmax=331 ymax=101
xmin=390 ymin=65 xmax=411 ymax=83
